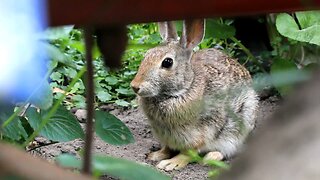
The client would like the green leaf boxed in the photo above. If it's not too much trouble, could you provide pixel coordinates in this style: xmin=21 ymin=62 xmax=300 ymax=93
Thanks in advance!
xmin=69 ymin=40 xmax=85 ymax=53
xmin=71 ymin=95 xmax=86 ymax=109
xmin=63 ymin=67 xmax=78 ymax=79
xmin=56 ymin=154 xmax=82 ymax=169
xmin=205 ymin=19 xmax=236 ymax=39
xmin=56 ymin=154 xmax=170 ymax=180
xmin=95 ymin=110 xmax=134 ymax=145
xmin=115 ymin=100 xmax=130 ymax=107
xmin=203 ymin=159 xmax=229 ymax=169
xmin=92 ymin=155 xmax=170 ymax=180
xmin=44 ymin=43 xmax=77 ymax=69
xmin=29 ymin=80 xmax=53 ymax=110
xmin=123 ymin=71 xmax=136 ymax=76
xmin=276 ymin=12 xmax=320 ymax=45
xmin=26 ymin=106 xmax=84 ymax=142
xmin=41 ymin=25 xmax=74 ymax=40
xmin=97 ymin=91 xmax=112 ymax=102
xmin=93 ymin=44 xmax=102 ymax=59
xmin=70 ymin=81 xmax=85 ymax=94
xmin=50 ymin=72 xmax=63 ymax=82
xmin=252 ymin=73 xmax=272 ymax=92
xmin=105 ymin=76 xmax=118 ymax=85
xmin=115 ymin=88 xmax=134 ymax=95
xmin=295 ymin=11 xmax=320 ymax=29
xmin=0 ymin=105 xmax=28 ymax=140
xmin=270 ymin=59 xmax=310 ymax=96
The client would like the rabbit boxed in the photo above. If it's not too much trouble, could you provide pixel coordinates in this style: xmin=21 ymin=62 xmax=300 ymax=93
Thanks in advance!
xmin=130 ymin=19 xmax=259 ymax=171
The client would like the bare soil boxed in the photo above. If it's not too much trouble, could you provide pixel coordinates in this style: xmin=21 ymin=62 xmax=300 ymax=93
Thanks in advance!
xmin=31 ymin=96 xmax=279 ymax=180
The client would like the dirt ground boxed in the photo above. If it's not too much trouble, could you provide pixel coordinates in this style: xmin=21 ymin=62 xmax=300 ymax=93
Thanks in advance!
xmin=31 ymin=96 xmax=279 ymax=180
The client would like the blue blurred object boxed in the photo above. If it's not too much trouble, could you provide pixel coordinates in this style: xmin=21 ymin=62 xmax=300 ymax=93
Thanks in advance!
xmin=0 ymin=0 xmax=50 ymax=107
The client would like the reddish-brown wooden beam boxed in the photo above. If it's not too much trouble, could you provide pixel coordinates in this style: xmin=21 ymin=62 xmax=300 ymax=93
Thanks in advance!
xmin=0 ymin=143 xmax=91 ymax=180
xmin=48 ymin=0 xmax=320 ymax=26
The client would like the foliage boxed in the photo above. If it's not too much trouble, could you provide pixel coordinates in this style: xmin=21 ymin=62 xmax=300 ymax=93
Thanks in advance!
xmin=0 ymin=104 xmax=28 ymax=141
xmin=270 ymin=58 xmax=310 ymax=96
xmin=0 ymin=103 xmax=84 ymax=143
xmin=25 ymin=106 xmax=84 ymax=142
xmin=48 ymin=24 xmax=160 ymax=109
xmin=187 ymin=150 xmax=229 ymax=179
xmin=263 ymin=11 xmax=320 ymax=96
xmin=56 ymin=154 xmax=170 ymax=180
xmin=95 ymin=110 xmax=134 ymax=145
xmin=276 ymin=11 xmax=320 ymax=46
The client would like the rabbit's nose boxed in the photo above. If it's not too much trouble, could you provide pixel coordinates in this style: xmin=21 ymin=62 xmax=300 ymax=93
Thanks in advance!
xmin=131 ymin=84 xmax=140 ymax=94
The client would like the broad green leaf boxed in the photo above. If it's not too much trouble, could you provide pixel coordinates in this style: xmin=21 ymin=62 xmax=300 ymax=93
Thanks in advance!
xmin=41 ymin=25 xmax=74 ymax=40
xmin=115 ymin=88 xmax=134 ymax=95
xmin=147 ymin=34 xmax=162 ymax=44
xmin=97 ymin=91 xmax=112 ymax=102
xmin=26 ymin=106 xmax=84 ymax=142
xmin=123 ymin=71 xmax=136 ymax=76
xmin=95 ymin=110 xmax=134 ymax=145
xmin=93 ymin=44 xmax=102 ymax=59
xmin=50 ymin=72 xmax=63 ymax=82
xmin=63 ymin=67 xmax=77 ymax=79
xmin=270 ymin=59 xmax=310 ymax=96
xmin=70 ymin=81 xmax=85 ymax=94
xmin=44 ymin=43 xmax=77 ymax=69
xmin=276 ymin=12 xmax=320 ymax=45
xmin=69 ymin=40 xmax=85 ymax=53
xmin=56 ymin=154 xmax=82 ymax=169
xmin=105 ymin=76 xmax=118 ymax=85
xmin=29 ymin=80 xmax=53 ymax=110
xmin=295 ymin=11 xmax=320 ymax=29
xmin=56 ymin=154 xmax=170 ymax=180
xmin=115 ymin=100 xmax=130 ymax=107
xmin=205 ymin=19 xmax=236 ymax=39
xmin=71 ymin=95 xmax=86 ymax=109
xmin=0 ymin=105 xmax=28 ymax=140
xmin=93 ymin=155 xmax=170 ymax=180
xmin=252 ymin=73 xmax=272 ymax=92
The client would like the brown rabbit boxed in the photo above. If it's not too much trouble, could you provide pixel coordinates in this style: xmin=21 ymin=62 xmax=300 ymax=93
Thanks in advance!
xmin=131 ymin=19 xmax=258 ymax=171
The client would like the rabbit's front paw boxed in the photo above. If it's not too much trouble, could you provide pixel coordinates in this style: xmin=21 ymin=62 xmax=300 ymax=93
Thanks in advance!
xmin=148 ymin=146 xmax=171 ymax=161
xmin=203 ymin=151 xmax=224 ymax=163
xmin=156 ymin=153 xmax=191 ymax=171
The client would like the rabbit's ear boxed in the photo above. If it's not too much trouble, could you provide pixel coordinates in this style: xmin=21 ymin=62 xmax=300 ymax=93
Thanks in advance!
xmin=158 ymin=21 xmax=178 ymax=42
xmin=180 ymin=19 xmax=205 ymax=49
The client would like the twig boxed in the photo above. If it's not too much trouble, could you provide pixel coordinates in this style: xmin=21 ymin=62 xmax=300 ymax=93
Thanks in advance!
xmin=230 ymin=36 xmax=267 ymax=73
xmin=27 ymin=141 xmax=58 ymax=152
xmin=82 ymin=28 xmax=95 ymax=175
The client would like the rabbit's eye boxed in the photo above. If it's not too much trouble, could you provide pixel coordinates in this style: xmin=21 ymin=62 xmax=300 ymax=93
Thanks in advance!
xmin=161 ymin=58 xmax=173 ymax=68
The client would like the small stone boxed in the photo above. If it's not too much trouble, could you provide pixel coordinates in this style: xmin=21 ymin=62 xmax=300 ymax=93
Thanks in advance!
xmin=75 ymin=109 xmax=87 ymax=123
xmin=75 ymin=146 xmax=81 ymax=151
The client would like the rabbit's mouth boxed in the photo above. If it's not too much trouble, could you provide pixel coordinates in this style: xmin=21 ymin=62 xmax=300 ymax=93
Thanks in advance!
xmin=134 ymin=86 xmax=160 ymax=98
xmin=136 ymin=91 xmax=158 ymax=98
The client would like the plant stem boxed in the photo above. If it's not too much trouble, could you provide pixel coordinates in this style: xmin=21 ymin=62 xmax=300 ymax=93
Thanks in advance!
xmin=82 ymin=28 xmax=95 ymax=175
xmin=230 ymin=36 xmax=267 ymax=73
xmin=2 ymin=69 xmax=52 ymax=129
xmin=22 ymin=66 xmax=86 ymax=147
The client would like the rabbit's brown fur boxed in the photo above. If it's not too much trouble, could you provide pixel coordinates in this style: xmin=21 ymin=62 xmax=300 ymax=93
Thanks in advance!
xmin=131 ymin=20 xmax=258 ymax=171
